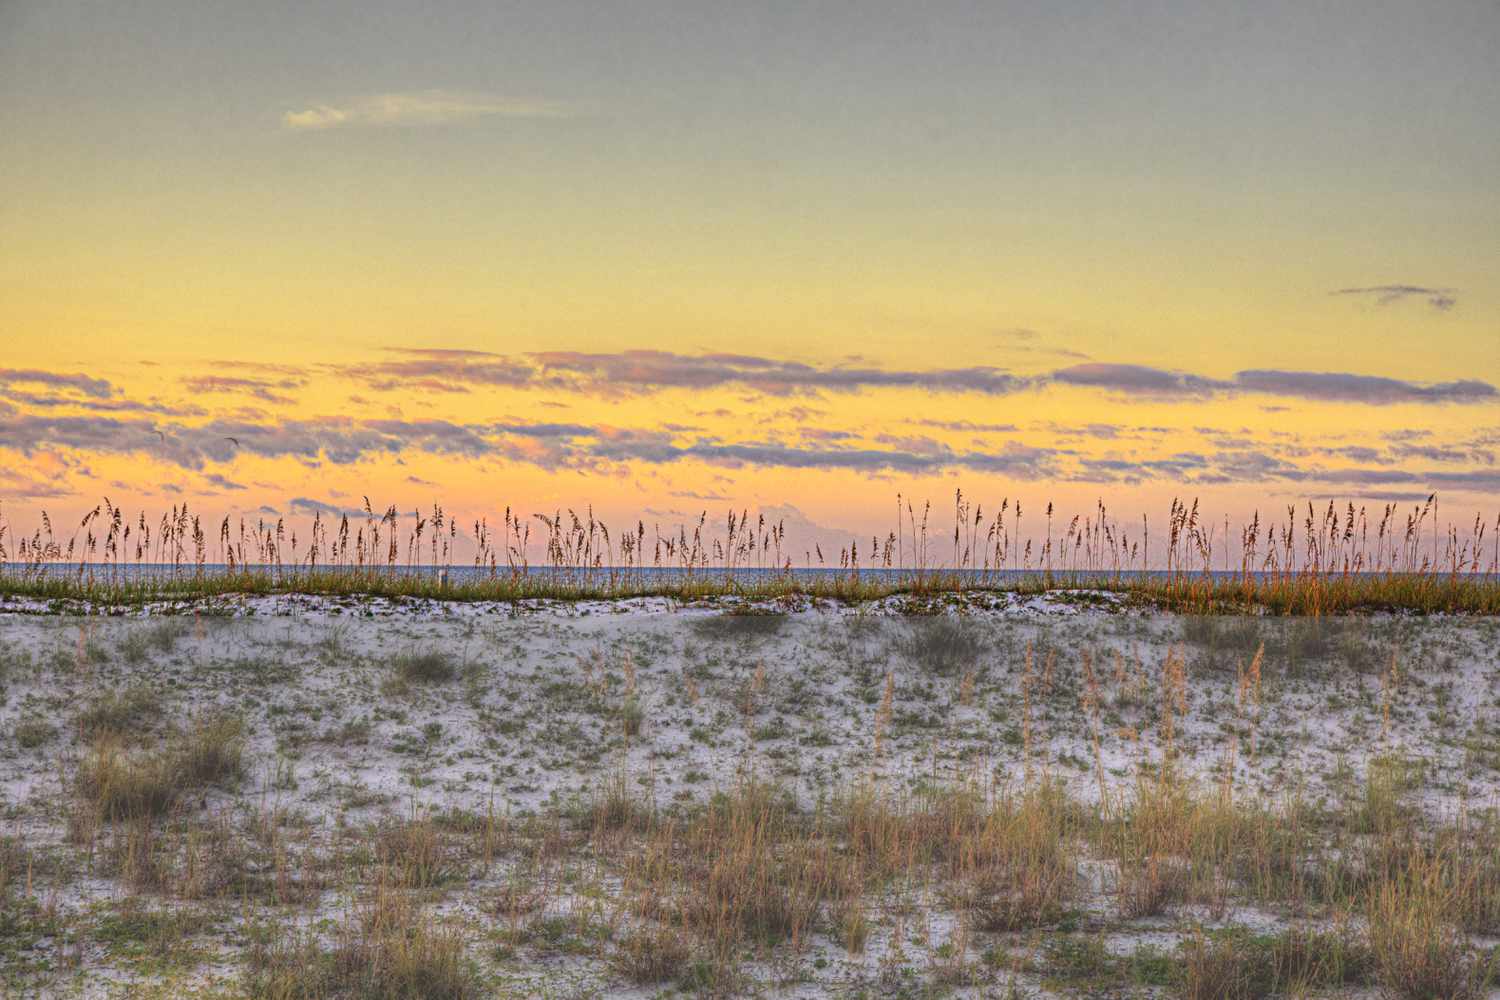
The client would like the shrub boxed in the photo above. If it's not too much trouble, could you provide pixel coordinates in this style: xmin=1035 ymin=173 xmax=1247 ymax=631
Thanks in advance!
xmin=14 ymin=718 xmax=54 ymax=749
xmin=689 ymin=612 xmax=787 ymax=641
xmin=75 ymin=686 xmax=162 ymax=740
xmin=611 ymin=924 xmax=693 ymax=984
xmin=393 ymin=651 xmax=458 ymax=685
xmin=901 ymin=616 xmax=986 ymax=677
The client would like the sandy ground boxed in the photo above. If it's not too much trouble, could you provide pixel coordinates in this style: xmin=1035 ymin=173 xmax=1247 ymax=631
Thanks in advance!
xmin=2 ymin=593 xmax=1499 ymax=997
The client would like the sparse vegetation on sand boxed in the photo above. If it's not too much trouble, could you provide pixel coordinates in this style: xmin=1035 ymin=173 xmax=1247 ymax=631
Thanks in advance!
xmin=3 ymin=491 xmax=1499 ymax=613
xmin=4 ymin=607 xmax=1500 ymax=996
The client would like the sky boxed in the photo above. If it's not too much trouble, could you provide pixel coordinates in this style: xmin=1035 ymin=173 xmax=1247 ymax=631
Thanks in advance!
xmin=2 ymin=1 xmax=1497 ymax=561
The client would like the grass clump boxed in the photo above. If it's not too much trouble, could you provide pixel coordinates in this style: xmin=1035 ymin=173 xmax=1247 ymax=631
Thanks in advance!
xmin=689 ymin=612 xmax=787 ymax=641
xmin=611 ymin=924 xmax=694 ymax=985
xmin=1368 ymin=855 xmax=1493 ymax=1000
xmin=14 ymin=718 xmax=54 ymax=749
xmin=900 ymin=616 xmax=986 ymax=677
xmin=75 ymin=685 xmax=163 ymax=740
xmin=1178 ymin=926 xmax=1375 ymax=999
xmin=119 ymin=619 xmax=189 ymax=664
xmin=585 ymin=770 xmax=655 ymax=835
xmin=392 ymin=651 xmax=458 ymax=686
xmin=961 ymin=784 xmax=1076 ymax=931
xmin=247 ymin=885 xmax=478 ymax=999
xmin=78 ymin=713 xmax=245 ymax=822
xmin=375 ymin=818 xmax=462 ymax=890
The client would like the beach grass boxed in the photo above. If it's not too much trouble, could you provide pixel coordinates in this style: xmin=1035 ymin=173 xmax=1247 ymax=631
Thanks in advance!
xmin=2 ymin=491 xmax=1497 ymax=613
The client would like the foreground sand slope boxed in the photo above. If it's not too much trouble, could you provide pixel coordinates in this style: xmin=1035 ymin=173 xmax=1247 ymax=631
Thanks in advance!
xmin=2 ymin=597 xmax=1499 ymax=997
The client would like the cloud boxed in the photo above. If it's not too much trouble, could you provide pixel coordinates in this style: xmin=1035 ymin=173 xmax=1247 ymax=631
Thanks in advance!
xmin=990 ymin=328 xmax=1091 ymax=360
xmin=1390 ymin=444 xmax=1473 ymax=464
xmin=287 ymin=497 xmax=367 ymax=519
xmin=333 ymin=351 xmax=534 ymax=394
xmin=587 ymin=434 xmax=1059 ymax=478
xmin=282 ymin=90 xmax=582 ymax=131
xmin=1332 ymin=285 xmax=1457 ymax=311
xmin=318 ymin=347 xmax=1500 ymax=409
xmin=0 ymin=466 xmax=76 ymax=500
xmin=4 ymin=407 xmax=1498 ymax=499
xmin=1323 ymin=446 xmax=1391 ymax=465
xmin=489 ymin=421 xmax=596 ymax=439
xmin=182 ymin=375 xmax=304 ymax=405
xmin=758 ymin=503 xmax=862 ymax=557
xmin=1076 ymin=453 xmax=1212 ymax=485
xmin=1040 ymin=422 xmax=1127 ymax=440
xmin=1050 ymin=362 xmax=1495 ymax=406
xmin=1232 ymin=370 xmax=1495 ymax=405
xmin=331 ymin=348 xmax=1040 ymax=398
xmin=0 ymin=414 xmax=463 ymax=470
xmin=910 ymin=419 xmax=1020 ymax=433
xmin=1051 ymin=363 xmax=1226 ymax=397
xmin=1422 ymin=470 xmax=1500 ymax=492
xmin=1323 ymin=490 xmax=1438 ymax=503
xmin=532 ymin=350 xmax=1036 ymax=397
xmin=0 ymin=387 xmax=196 ymax=416
xmin=0 ymin=368 xmax=114 ymax=398
xmin=1 ymin=367 xmax=204 ymax=416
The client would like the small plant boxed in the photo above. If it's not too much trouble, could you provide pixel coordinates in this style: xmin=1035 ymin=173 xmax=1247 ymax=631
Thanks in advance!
xmin=75 ymin=685 xmax=162 ymax=740
xmin=377 ymin=818 xmax=460 ymax=889
xmin=394 ymin=651 xmax=459 ymax=685
xmin=620 ymin=695 xmax=644 ymax=738
xmin=690 ymin=612 xmax=787 ymax=641
xmin=611 ymin=924 xmax=693 ymax=984
xmin=1178 ymin=929 xmax=1258 ymax=1000
xmin=837 ymin=899 xmax=870 ymax=954
xmin=901 ymin=616 xmax=986 ymax=677
xmin=587 ymin=770 xmax=653 ymax=834
xmin=119 ymin=619 xmax=189 ymax=664
xmin=14 ymin=718 xmax=54 ymax=749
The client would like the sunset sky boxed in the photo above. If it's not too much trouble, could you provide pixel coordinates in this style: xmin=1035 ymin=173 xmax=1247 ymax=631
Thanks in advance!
xmin=2 ymin=2 xmax=1497 ymax=559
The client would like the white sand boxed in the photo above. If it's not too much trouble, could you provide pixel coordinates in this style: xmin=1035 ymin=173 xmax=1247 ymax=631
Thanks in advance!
xmin=3 ymin=595 xmax=1499 ymax=997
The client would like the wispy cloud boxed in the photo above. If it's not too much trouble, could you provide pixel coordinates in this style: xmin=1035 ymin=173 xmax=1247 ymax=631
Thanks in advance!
xmin=0 ymin=466 xmax=76 ymax=500
xmin=0 ymin=387 xmax=196 ymax=416
xmin=1 ymin=368 xmax=197 ymax=415
xmin=182 ymin=375 xmax=304 ymax=405
xmin=590 ymin=435 xmax=1061 ymax=478
xmin=530 ymin=351 xmax=1035 ymax=397
xmin=1331 ymin=284 xmax=1457 ymax=311
xmin=1051 ymin=363 xmax=1227 ymax=398
xmin=1 ymin=368 xmax=115 ymax=399
xmin=282 ymin=90 xmax=583 ymax=131
xmin=285 ymin=497 xmax=370 ymax=519
xmin=1233 ymin=370 xmax=1494 ymax=405
xmin=5 ymin=409 xmax=1500 ymax=497
xmin=333 ymin=350 xmax=534 ymax=394
xmin=910 ymin=419 xmax=1020 ymax=433
xmin=1052 ymin=363 xmax=1495 ymax=406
